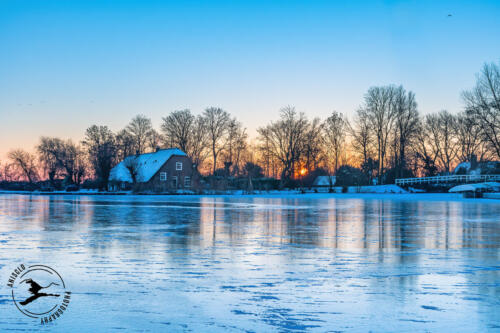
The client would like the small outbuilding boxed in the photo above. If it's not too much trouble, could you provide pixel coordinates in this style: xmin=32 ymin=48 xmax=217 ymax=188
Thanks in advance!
xmin=108 ymin=148 xmax=199 ymax=192
xmin=312 ymin=176 xmax=336 ymax=187
xmin=448 ymin=182 xmax=500 ymax=198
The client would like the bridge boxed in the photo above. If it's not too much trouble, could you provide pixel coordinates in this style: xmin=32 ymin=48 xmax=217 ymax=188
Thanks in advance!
xmin=395 ymin=174 xmax=500 ymax=186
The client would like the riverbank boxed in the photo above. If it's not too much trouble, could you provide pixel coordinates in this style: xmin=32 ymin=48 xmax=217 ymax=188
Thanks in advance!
xmin=484 ymin=193 xmax=500 ymax=199
xmin=1 ymin=190 xmax=499 ymax=202
xmin=0 ymin=184 xmax=406 ymax=196
xmin=0 ymin=190 xmax=127 ymax=195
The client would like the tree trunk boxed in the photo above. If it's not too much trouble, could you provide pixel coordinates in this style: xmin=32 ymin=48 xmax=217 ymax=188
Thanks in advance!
xmin=212 ymin=144 xmax=217 ymax=175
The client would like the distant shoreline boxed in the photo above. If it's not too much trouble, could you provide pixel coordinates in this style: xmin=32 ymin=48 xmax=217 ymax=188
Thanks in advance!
xmin=0 ymin=190 xmax=127 ymax=195
xmin=1 ymin=190 xmax=499 ymax=202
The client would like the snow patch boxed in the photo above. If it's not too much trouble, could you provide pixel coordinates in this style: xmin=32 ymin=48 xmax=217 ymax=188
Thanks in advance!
xmin=347 ymin=185 xmax=408 ymax=194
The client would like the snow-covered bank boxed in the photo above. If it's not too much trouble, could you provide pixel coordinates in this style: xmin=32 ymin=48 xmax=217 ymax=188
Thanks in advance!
xmin=291 ymin=184 xmax=408 ymax=194
xmin=2 ymin=190 xmax=498 ymax=203
xmin=484 ymin=192 xmax=500 ymax=199
xmin=346 ymin=184 xmax=407 ymax=193
xmin=1 ymin=183 xmax=498 ymax=202
xmin=229 ymin=192 xmax=499 ymax=203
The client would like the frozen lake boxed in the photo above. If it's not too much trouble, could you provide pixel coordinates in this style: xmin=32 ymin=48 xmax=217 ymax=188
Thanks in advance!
xmin=0 ymin=193 xmax=499 ymax=331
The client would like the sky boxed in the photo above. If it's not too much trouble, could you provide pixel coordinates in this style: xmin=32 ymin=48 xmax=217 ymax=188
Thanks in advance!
xmin=1 ymin=0 xmax=500 ymax=159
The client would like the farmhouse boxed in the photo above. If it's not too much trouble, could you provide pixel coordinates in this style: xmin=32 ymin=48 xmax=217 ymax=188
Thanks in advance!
xmin=108 ymin=148 xmax=199 ymax=192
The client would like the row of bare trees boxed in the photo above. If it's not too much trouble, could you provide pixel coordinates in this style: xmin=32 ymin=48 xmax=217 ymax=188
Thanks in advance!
xmin=256 ymin=61 xmax=500 ymax=185
xmin=2 ymin=61 xmax=499 ymax=188
xmin=161 ymin=107 xmax=248 ymax=176
xmin=2 ymin=107 xmax=250 ymax=189
xmin=4 ymin=138 xmax=87 ymax=187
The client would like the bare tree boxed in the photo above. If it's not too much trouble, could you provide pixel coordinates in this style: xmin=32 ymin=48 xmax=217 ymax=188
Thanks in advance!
xmin=64 ymin=141 xmax=86 ymax=185
xmin=454 ymin=112 xmax=488 ymax=162
xmin=8 ymin=149 xmax=38 ymax=183
xmin=147 ymin=129 xmax=163 ymax=152
xmin=424 ymin=111 xmax=459 ymax=173
xmin=187 ymin=115 xmax=209 ymax=169
xmin=224 ymin=118 xmax=248 ymax=176
xmin=203 ymin=107 xmax=230 ymax=175
xmin=82 ymin=125 xmax=116 ymax=190
xmin=161 ymin=110 xmax=210 ymax=170
xmin=125 ymin=114 xmax=153 ymax=154
xmin=115 ymin=129 xmax=135 ymax=161
xmin=258 ymin=131 xmax=277 ymax=178
xmin=392 ymin=86 xmax=419 ymax=178
xmin=303 ymin=118 xmax=324 ymax=172
xmin=364 ymin=86 xmax=397 ymax=184
xmin=414 ymin=119 xmax=438 ymax=177
xmin=1 ymin=163 xmax=16 ymax=182
xmin=462 ymin=61 xmax=500 ymax=159
xmin=350 ymin=108 xmax=373 ymax=166
xmin=323 ymin=111 xmax=347 ymax=174
xmin=232 ymin=131 xmax=248 ymax=176
xmin=257 ymin=106 xmax=309 ymax=186
xmin=161 ymin=109 xmax=195 ymax=152
xmin=37 ymin=137 xmax=60 ymax=186
xmin=36 ymin=137 xmax=86 ymax=184
xmin=349 ymin=108 xmax=377 ymax=182
xmin=124 ymin=156 xmax=140 ymax=184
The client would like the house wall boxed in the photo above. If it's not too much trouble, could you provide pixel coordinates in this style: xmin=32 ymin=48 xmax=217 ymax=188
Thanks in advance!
xmin=136 ymin=155 xmax=199 ymax=193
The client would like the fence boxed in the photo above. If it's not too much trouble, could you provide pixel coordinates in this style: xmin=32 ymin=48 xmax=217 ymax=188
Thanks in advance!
xmin=395 ymin=174 xmax=500 ymax=186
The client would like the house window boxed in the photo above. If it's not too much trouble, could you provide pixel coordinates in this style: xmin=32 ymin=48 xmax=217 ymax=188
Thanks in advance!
xmin=184 ymin=176 xmax=191 ymax=187
xmin=176 ymin=162 xmax=183 ymax=170
xmin=160 ymin=172 xmax=167 ymax=181
xmin=172 ymin=176 xmax=178 ymax=188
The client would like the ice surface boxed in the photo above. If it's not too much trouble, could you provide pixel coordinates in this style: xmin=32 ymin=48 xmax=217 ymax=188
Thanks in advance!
xmin=0 ymin=193 xmax=499 ymax=331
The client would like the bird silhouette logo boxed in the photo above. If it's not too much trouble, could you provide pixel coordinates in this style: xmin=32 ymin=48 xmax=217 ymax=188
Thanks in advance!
xmin=8 ymin=264 xmax=71 ymax=323
xmin=18 ymin=278 xmax=60 ymax=306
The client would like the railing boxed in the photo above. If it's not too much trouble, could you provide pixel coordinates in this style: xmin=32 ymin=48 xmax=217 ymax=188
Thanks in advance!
xmin=395 ymin=174 xmax=500 ymax=186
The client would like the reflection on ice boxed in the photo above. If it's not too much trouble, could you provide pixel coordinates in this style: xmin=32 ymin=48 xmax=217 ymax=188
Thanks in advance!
xmin=0 ymin=194 xmax=499 ymax=331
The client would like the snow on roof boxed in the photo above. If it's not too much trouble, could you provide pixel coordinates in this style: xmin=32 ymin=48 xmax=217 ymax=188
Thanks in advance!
xmin=482 ymin=182 xmax=500 ymax=189
xmin=312 ymin=176 xmax=336 ymax=186
xmin=448 ymin=182 xmax=495 ymax=193
xmin=109 ymin=148 xmax=187 ymax=183
xmin=453 ymin=161 xmax=471 ymax=174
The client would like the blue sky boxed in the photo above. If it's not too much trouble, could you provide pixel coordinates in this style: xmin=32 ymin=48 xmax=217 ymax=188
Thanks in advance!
xmin=1 ymin=0 xmax=499 ymax=157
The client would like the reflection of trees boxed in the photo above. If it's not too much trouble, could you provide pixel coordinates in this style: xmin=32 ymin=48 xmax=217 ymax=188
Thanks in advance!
xmin=3 ymin=195 xmax=499 ymax=253
xmin=193 ymin=197 xmax=498 ymax=252
xmin=51 ymin=196 xmax=208 ymax=256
